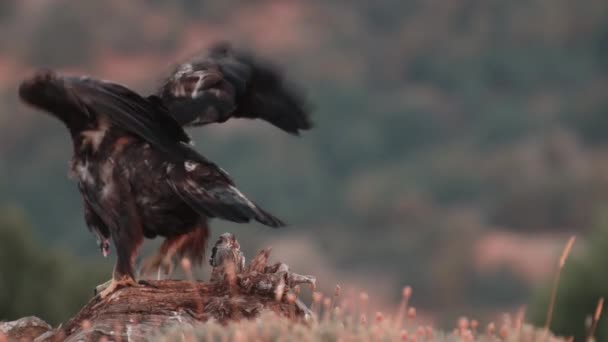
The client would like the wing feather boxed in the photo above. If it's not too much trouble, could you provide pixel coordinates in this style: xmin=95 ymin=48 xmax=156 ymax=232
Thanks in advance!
xmin=66 ymin=77 xmax=192 ymax=152
xmin=166 ymin=160 xmax=285 ymax=228
xmin=158 ymin=42 xmax=312 ymax=135
xmin=19 ymin=70 xmax=192 ymax=160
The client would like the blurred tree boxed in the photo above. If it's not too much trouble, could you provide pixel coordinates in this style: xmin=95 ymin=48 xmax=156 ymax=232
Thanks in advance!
xmin=595 ymin=17 xmax=608 ymax=71
xmin=0 ymin=0 xmax=15 ymax=20
xmin=27 ymin=4 xmax=93 ymax=67
xmin=0 ymin=206 xmax=109 ymax=325
xmin=564 ymin=101 xmax=608 ymax=145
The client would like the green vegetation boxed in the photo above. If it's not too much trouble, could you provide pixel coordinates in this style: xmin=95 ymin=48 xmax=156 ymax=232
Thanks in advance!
xmin=0 ymin=206 xmax=109 ymax=324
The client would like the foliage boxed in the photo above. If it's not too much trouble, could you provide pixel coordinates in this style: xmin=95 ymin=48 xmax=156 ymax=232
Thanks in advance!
xmin=0 ymin=206 xmax=109 ymax=325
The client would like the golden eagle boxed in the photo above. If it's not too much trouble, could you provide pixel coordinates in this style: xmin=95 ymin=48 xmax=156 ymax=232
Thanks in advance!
xmin=18 ymin=43 xmax=311 ymax=298
xmin=137 ymin=43 xmax=311 ymax=278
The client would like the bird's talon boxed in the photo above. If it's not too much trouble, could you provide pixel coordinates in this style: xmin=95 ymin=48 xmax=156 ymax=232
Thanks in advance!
xmin=94 ymin=279 xmax=112 ymax=297
xmin=95 ymin=277 xmax=138 ymax=299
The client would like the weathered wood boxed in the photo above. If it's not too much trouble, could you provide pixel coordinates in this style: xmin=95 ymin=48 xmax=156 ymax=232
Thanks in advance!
xmin=36 ymin=280 xmax=307 ymax=341
xmin=0 ymin=316 xmax=52 ymax=341
xmin=20 ymin=233 xmax=316 ymax=341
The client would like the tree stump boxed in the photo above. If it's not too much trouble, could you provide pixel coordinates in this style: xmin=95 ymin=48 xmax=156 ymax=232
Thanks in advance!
xmin=2 ymin=233 xmax=316 ymax=342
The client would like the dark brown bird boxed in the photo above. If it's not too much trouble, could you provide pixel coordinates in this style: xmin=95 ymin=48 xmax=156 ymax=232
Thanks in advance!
xmin=139 ymin=42 xmax=312 ymax=276
xmin=19 ymin=70 xmax=288 ymax=298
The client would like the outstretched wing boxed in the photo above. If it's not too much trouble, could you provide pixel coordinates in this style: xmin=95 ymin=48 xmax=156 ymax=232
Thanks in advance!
xmin=19 ymin=70 xmax=192 ymax=160
xmin=20 ymin=69 xmax=286 ymax=228
xmin=166 ymin=158 xmax=285 ymax=228
xmin=68 ymin=76 xmax=191 ymax=147
xmin=156 ymin=42 xmax=313 ymax=135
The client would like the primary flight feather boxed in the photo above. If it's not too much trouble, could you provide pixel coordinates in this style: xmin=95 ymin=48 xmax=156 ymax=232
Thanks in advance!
xmin=157 ymin=42 xmax=313 ymax=135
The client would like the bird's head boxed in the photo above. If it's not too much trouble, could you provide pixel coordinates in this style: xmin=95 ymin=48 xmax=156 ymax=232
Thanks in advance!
xmin=218 ymin=232 xmax=239 ymax=250
xmin=209 ymin=232 xmax=242 ymax=267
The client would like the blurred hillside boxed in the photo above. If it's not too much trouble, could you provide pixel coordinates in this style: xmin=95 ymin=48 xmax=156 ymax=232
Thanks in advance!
xmin=0 ymin=206 xmax=108 ymax=324
xmin=1 ymin=0 xmax=607 ymax=333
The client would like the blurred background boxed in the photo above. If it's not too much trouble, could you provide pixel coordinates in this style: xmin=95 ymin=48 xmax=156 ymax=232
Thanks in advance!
xmin=0 ymin=0 xmax=607 ymax=339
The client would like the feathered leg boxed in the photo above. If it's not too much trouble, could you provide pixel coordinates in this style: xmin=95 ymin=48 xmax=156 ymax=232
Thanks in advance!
xmin=140 ymin=219 xmax=209 ymax=278
xmin=96 ymin=195 xmax=145 ymax=299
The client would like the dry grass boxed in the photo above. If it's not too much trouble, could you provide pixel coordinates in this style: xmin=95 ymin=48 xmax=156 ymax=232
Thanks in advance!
xmin=586 ymin=297 xmax=604 ymax=342
xmin=544 ymin=236 xmax=576 ymax=333
xmin=153 ymin=287 xmax=568 ymax=342
xmin=152 ymin=236 xmax=600 ymax=342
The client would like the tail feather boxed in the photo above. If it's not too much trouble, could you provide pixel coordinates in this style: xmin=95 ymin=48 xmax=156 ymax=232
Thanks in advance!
xmin=168 ymin=169 xmax=286 ymax=229
xmin=253 ymin=205 xmax=286 ymax=228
